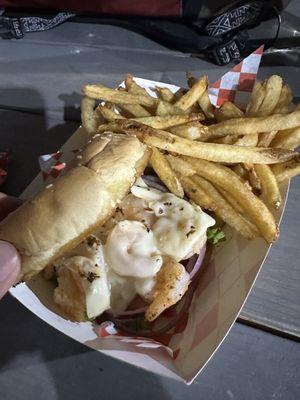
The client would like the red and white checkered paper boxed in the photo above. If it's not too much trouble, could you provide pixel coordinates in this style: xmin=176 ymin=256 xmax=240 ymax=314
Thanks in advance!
xmin=12 ymin=47 xmax=290 ymax=384
xmin=208 ymin=45 xmax=264 ymax=109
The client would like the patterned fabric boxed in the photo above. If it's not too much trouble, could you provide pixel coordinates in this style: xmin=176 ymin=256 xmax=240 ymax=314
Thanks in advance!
xmin=204 ymin=3 xmax=261 ymax=37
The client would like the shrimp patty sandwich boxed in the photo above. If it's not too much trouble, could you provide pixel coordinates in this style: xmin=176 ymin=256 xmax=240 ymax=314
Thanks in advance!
xmin=0 ymin=133 xmax=215 ymax=323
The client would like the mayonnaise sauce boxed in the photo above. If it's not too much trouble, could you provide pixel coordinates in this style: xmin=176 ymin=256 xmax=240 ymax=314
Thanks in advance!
xmin=131 ymin=185 xmax=215 ymax=261
xmin=54 ymin=180 xmax=215 ymax=318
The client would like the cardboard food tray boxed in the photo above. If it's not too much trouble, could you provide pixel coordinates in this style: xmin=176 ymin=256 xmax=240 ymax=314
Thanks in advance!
xmin=9 ymin=76 xmax=289 ymax=384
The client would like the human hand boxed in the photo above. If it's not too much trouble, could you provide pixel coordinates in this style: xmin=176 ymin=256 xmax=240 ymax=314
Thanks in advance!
xmin=0 ymin=193 xmax=22 ymax=299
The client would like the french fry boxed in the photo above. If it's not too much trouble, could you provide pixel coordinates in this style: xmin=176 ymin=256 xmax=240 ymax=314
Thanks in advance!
xmin=191 ymin=175 xmax=258 ymax=238
xmin=81 ymin=96 xmax=102 ymax=135
xmin=155 ymin=87 xmax=175 ymax=103
xmin=173 ymin=88 xmax=186 ymax=102
xmin=214 ymin=101 xmax=244 ymax=122
xmin=167 ymin=154 xmax=196 ymax=177
xmin=180 ymin=156 xmax=278 ymax=243
xmin=272 ymin=156 xmax=300 ymax=182
xmin=258 ymin=131 xmax=278 ymax=147
xmin=120 ymin=121 xmax=296 ymax=164
xmin=150 ymin=148 xmax=184 ymax=198
xmin=186 ymin=72 xmax=197 ymax=87
xmin=217 ymin=187 xmax=245 ymax=214
xmin=271 ymin=126 xmax=300 ymax=150
xmin=98 ymin=122 xmax=125 ymax=133
xmin=98 ymin=105 xmax=124 ymax=121
xmin=168 ymin=122 xmax=209 ymax=140
xmin=246 ymin=81 xmax=265 ymax=116
xmin=256 ymin=75 xmax=282 ymax=116
xmin=174 ymin=76 xmax=207 ymax=111
xmin=207 ymin=110 xmax=300 ymax=138
xmin=232 ymin=164 xmax=248 ymax=180
xmin=235 ymin=134 xmax=258 ymax=146
xmin=186 ymin=73 xmax=214 ymax=119
xmin=124 ymin=74 xmax=151 ymax=97
xmin=198 ymin=91 xmax=215 ymax=119
xmin=100 ymin=102 xmax=197 ymax=129
xmin=273 ymin=84 xmax=293 ymax=114
xmin=214 ymin=135 xmax=239 ymax=145
xmin=179 ymin=175 xmax=214 ymax=211
xmin=118 ymin=103 xmax=151 ymax=118
xmin=254 ymin=164 xmax=281 ymax=208
xmin=244 ymin=163 xmax=262 ymax=195
xmin=134 ymin=113 xmax=203 ymax=129
xmin=83 ymin=84 xmax=157 ymax=107
xmin=156 ymin=100 xmax=185 ymax=116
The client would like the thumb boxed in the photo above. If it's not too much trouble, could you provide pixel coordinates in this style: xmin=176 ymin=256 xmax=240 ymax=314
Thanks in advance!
xmin=0 ymin=240 xmax=21 ymax=299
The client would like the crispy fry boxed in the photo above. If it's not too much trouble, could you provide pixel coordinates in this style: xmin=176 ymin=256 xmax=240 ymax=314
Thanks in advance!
xmin=217 ymin=187 xmax=244 ymax=214
xmin=124 ymin=74 xmax=150 ymax=97
xmin=81 ymin=96 xmax=102 ymax=135
xmin=174 ymin=76 xmax=207 ymax=111
xmin=272 ymin=156 xmax=300 ymax=182
xmin=134 ymin=113 xmax=203 ymax=129
xmin=232 ymin=164 xmax=248 ymax=180
xmin=120 ymin=120 xmax=296 ymax=164
xmin=235 ymin=134 xmax=258 ymax=146
xmin=215 ymin=101 xmax=244 ymax=122
xmin=173 ymin=88 xmax=186 ymax=102
xmin=186 ymin=72 xmax=197 ymax=87
xmin=155 ymin=87 xmax=175 ymax=103
xmin=192 ymin=175 xmax=258 ymax=238
xmin=167 ymin=154 xmax=196 ymax=177
xmin=98 ymin=122 xmax=125 ymax=133
xmin=214 ymin=135 xmax=239 ymax=145
xmin=207 ymin=110 xmax=300 ymax=138
xmin=273 ymin=84 xmax=293 ymax=114
xmin=246 ymin=81 xmax=265 ymax=116
xmin=145 ymin=257 xmax=190 ymax=321
xmin=118 ymin=103 xmax=151 ymax=118
xmin=179 ymin=175 xmax=214 ymax=210
xmin=256 ymin=75 xmax=282 ymax=116
xmin=180 ymin=157 xmax=278 ymax=242
xmin=254 ymin=164 xmax=281 ymax=208
xmin=83 ymin=84 xmax=157 ymax=107
xmin=187 ymin=74 xmax=214 ymax=119
xmin=168 ymin=122 xmax=209 ymax=140
xmin=198 ymin=90 xmax=215 ymax=119
xmin=150 ymin=148 xmax=184 ymax=197
xmin=156 ymin=100 xmax=185 ymax=116
xmin=271 ymin=126 xmax=300 ymax=150
xmin=244 ymin=163 xmax=262 ymax=195
xmin=258 ymin=131 xmax=278 ymax=147
xmin=98 ymin=105 xmax=124 ymax=121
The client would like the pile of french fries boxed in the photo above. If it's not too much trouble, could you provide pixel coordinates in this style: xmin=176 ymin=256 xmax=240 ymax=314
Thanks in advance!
xmin=81 ymin=74 xmax=300 ymax=244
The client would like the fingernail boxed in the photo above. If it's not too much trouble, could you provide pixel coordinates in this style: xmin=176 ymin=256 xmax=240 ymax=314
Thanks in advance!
xmin=0 ymin=240 xmax=21 ymax=298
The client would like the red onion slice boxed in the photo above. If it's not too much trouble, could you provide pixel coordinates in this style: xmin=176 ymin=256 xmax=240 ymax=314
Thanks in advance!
xmin=185 ymin=245 xmax=206 ymax=280
xmin=142 ymin=174 xmax=169 ymax=192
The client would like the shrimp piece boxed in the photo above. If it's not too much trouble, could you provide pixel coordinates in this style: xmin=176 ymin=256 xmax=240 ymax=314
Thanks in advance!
xmin=145 ymin=257 xmax=190 ymax=322
xmin=121 ymin=194 xmax=157 ymax=228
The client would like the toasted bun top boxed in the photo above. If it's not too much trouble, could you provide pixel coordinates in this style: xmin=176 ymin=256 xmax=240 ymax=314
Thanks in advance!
xmin=0 ymin=133 xmax=149 ymax=280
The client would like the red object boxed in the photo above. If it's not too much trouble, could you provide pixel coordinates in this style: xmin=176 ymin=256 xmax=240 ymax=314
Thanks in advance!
xmin=0 ymin=150 xmax=9 ymax=186
xmin=0 ymin=0 xmax=181 ymax=17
